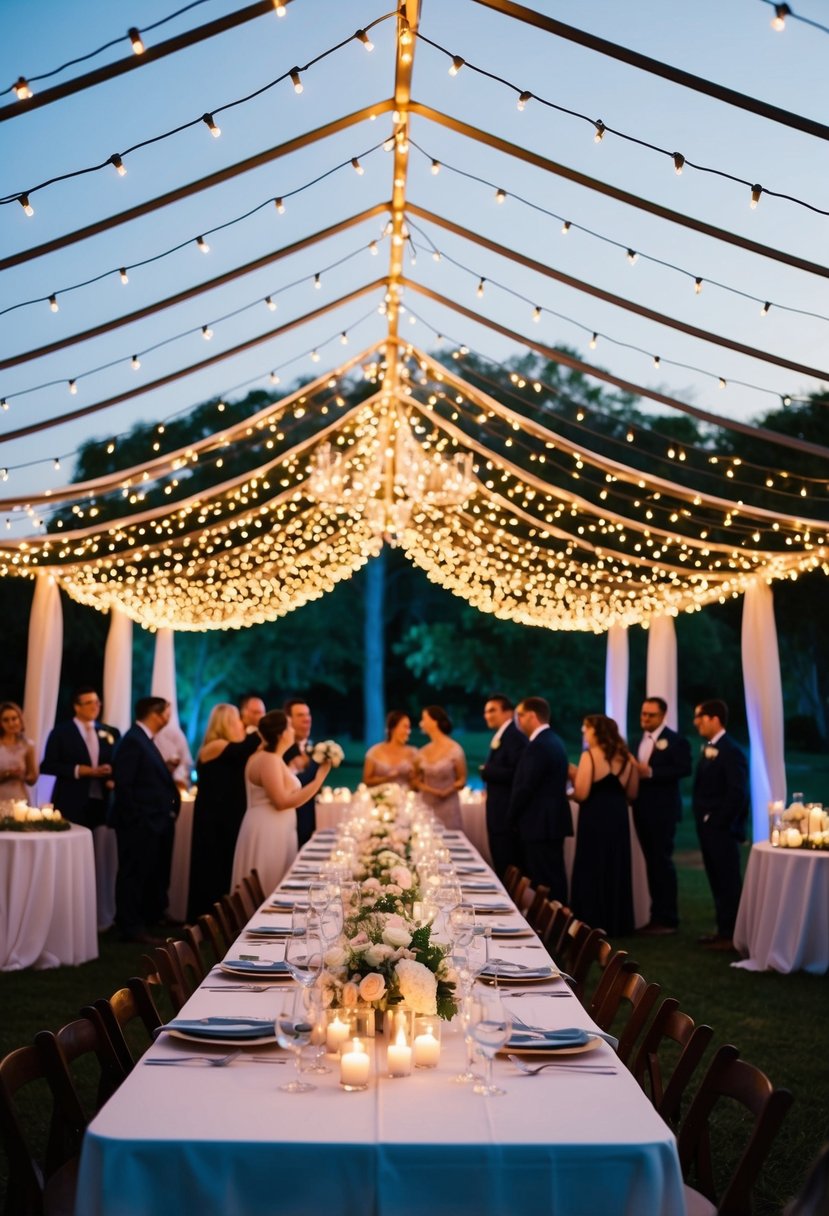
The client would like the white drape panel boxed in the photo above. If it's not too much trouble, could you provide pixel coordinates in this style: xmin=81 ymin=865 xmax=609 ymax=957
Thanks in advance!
xmin=645 ymin=616 xmax=678 ymax=730
xmin=103 ymin=609 xmax=133 ymax=734
xmin=23 ymin=574 xmax=63 ymax=805
xmin=151 ymin=627 xmax=179 ymax=725
xmin=604 ymin=624 xmax=629 ymax=732
xmin=741 ymin=580 xmax=787 ymax=842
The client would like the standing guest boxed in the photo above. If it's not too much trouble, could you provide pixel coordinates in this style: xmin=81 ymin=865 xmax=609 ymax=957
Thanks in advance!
xmin=363 ymin=710 xmax=418 ymax=788
xmin=569 ymin=714 xmax=639 ymax=937
xmin=283 ymin=698 xmax=318 ymax=847
xmin=480 ymin=694 xmax=527 ymax=879
xmin=632 ymin=696 xmax=692 ymax=936
xmin=154 ymin=719 xmax=195 ymax=790
xmin=0 ymin=702 xmax=38 ymax=802
xmin=232 ymin=710 xmax=332 ymax=894
xmin=413 ymin=706 xmax=467 ymax=830
xmin=187 ymin=703 xmax=261 ymax=920
xmin=41 ymin=687 xmax=119 ymax=829
xmin=239 ymin=693 xmax=266 ymax=733
xmin=111 ymin=696 xmax=180 ymax=944
xmin=508 ymin=697 xmax=572 ymax=901
xmin=692 ymin=699 xmax=749 ymax=951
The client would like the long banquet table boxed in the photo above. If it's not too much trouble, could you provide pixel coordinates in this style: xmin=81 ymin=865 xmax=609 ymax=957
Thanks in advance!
xmin=75 ymin=830 xmax=685 ymax=1216
xmin=733 ymin=842 xmax=829 ymax=974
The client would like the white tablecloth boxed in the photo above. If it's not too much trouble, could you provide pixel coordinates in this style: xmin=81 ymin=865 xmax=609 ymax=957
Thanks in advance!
xmin=733 ymin=842 xmax=829 ymax=974
xmin=75 ymin=834 xmax=684 ymax=1216
xmin=168 ymin=793 xmax=195 ymax=923
xmin=0 ymin=824 xmax=98 ymax=970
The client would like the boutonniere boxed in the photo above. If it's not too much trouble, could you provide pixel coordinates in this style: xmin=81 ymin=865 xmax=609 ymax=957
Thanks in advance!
xmin=98 ymin=729 xmax=114 ymax=745
xmin=704 ymin=745 xmax=719 ymax=760
xmin=490 ymin=738 xmax=501 ymax=751
xmin=655 ymin=738 xmax=668 ymax=751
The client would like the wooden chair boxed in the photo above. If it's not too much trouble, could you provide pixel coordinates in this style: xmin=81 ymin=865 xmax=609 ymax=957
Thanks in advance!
xmin=184 ymin=918 xmax=222 ymax=970
xmin=559 ymin=922 xmax=608 ymax=1002
xmin=89 ymin=978 xmax=163 ymax=1074
xmin=524 ymin=885 xmax=550 ymax=929
xmin=677 ymin=1044 xmax=793 ymax=1216
xmin=503 ymin=865 xmax=522 ymax=897
xmin=512 ymin=875 xmax=531 ymax=913
xmin=144 ymin=941 xmax=198 ymax=1014
xmin=198 ymin=912 xmax=229 ymax=962
xmin=242 ymin=869 xmax=266 ymax=906
xmin=538 ymin=901 xmax=574 ymax=959
xmin=631 ymin=998 xmax=714 ymax=1131
xmin=213 ymin=899 xmax=238 ymax=943
xmin=219 ymin=893 xmax=246 ymax=936
xmin=585 ymin=946 xmax=633 ymax=1019
xmin=232 ymin=884 xmax=256 ymax=922
xmin=0 ymin=1044 xmax=79 ymax=1216
xmin=592 ymin=969 xmax=661 ymax=1065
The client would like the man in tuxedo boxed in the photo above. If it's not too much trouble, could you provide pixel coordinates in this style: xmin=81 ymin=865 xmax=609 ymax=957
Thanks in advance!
xmin=632 ymin=696 xmax=692 ymax=936
xmin=239 ymin=693 xmax=266 ymax=733
xmin=481 ymin=694 xmax=527 ymax=879
xmin=283 ymin=698 xmax=318 ymax=847
xmin=41 ymin=687 xmax=120 ymax=829
xmin=692 ymin=698 xmax=749 ymax=951
xmin=111 ymin=696 xmax=181 ymax=944
xmin=509 ymin=696 xmax=573 ymax=901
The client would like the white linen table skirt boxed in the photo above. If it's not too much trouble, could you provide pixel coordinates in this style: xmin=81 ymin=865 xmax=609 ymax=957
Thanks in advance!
xmin=167 ymin=793 xmax=195 ymax=923
xmin=75 ymin=834 xmax=684 ymax=1216
xmin=0 ymin=824 xmax=98 ymax=970
xmin=733 ymin=842 xmax=829 ymax=974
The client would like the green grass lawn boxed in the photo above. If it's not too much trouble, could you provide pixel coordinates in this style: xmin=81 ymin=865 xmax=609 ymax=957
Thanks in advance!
xmin=2 ymin=744 xmax=827 ymax=1213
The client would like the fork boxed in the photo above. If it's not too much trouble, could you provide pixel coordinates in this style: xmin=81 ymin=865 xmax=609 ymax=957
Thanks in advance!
xmin=145 ymin=1049 xmax=243 ymax=1067
xmin=507 ymin=1054 xmax=617 ymax=1076
xmin=201 ymin=985 xmax=271 ymax=992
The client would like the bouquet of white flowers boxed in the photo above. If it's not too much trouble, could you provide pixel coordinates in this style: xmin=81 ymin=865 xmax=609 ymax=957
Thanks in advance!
xmin=311 ymin=740 xmax=344 ymax=767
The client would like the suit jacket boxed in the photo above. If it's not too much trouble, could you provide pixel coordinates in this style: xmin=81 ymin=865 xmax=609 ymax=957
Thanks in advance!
xmin=41 ymin=719 xmax=121 ymax=818
xmin=482 ymin=720 xmax=527 ymax=828
xmin=111 ymin=724 xmax=181 ymax=834
xmin=509 ymin=728 xmax=573 ymax=842
xmin=692 ymin=733 xmax=749 ymax=841
xmin=632 ymin=725 xmax=692 ymax=821
xmin=283 ymin=742 xmax=320 ymax=791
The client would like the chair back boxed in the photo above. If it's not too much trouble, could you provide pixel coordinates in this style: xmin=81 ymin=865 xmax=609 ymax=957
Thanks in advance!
xmin=560 ymin=922 xmax=608 ymax=1002
xmin=512 ymin=875 xmax=531 ymax=913
xmin=91 ymin=978 xmax=163 ymax=1073
xmin=243 ymin=869 xmax=267 ymax=906
xmin=220 ymin=892 xmax=246 ymax=935
xmin=539 ymin=901 xmax=574 ymax=958
xmin=585 ymin=947 xmax=632 ymax=1018
xmin=678 ymin=1044 xmax=793 ymax=1216
xmin=524 ymin=885 xmax=551 ymax=928
xmin=593 ymin=969 xmax=661 ymax=1065
xmin=631 ymin=998 xmax=713 ymax=1129
xmin=232 ymin=884 xmax=255 ymax=923
xmin=184 ymin=919 xmax=221 ymax=970
xmin=213 ymin=899 xmax=237 ymax=942
xmin=198 ymin=912 xmax=230 ymax=962
xmin=502 ymin=865 xmax=522 ymax=896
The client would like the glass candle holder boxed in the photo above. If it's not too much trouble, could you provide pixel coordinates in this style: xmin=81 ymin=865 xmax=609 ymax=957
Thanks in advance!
xmin=413 ymin=1016 xmax=442 ymax=1068
xmin=339 ymin=1036 xmax=371 ymax=1091
xmin=384 ymin=1007 xmax=415 ymax=1077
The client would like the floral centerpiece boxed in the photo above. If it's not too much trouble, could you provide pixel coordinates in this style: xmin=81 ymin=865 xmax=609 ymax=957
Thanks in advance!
xmin=0 ymin=803 xmax=70 ymax=832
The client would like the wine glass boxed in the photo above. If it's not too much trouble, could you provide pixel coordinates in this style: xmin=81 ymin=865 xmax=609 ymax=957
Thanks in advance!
xmin=308 ymin=881 xmax=330 ymax=915
xmin=453 ymin=989 xmax=482 ymax=1084
xmin=448 ymin=903 xmax=476 ymax=949
xmin=275 ymin=988 xmax=319 ymax=1093
xmin=469 ymin=985 xmax=512 ymax=1097
xmin=285 ymin=908 xmax=323 ymax=989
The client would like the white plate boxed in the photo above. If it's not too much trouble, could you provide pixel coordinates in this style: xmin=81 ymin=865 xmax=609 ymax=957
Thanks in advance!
xmin=490 ymin=924 xmax=535 ymax=938
xmin=220 ymin=961 xmax=292 ymax=979
xmin=165 ymin=1028 xmax=277 ymax=1047
xmin=498 ymin=1035 xmax=601 ymax=1058
xmin=481 ymin=965 xmax=559 ymax=984
xmin=472 ymin=903 xmax=513 ymax=914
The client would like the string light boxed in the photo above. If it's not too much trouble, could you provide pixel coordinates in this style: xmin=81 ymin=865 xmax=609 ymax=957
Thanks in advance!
xmin=53 ymin=458 xmax=60 ymax=471
xmin=561 ymin=220 xmax=571 ymax=235
xmin=269 ymin=372 xmax=280 ymax=384
xmin=351 ymin=157 xmax=364 ymax=175
xmin=718 ymin=377 xmax=727 ymax=389
xmin=275 ymin=197 xmax=286 ymax=214
xmin=594 ymin=120 xmax=606 ymax=143
xmin=761 ymin=301 xmax=771 ymax=316
xmin=673 ymin=152 xmax=685 ymax=175
xmin=13 ymin=77 xmax=32 ymax=100
xmin=355 ymin=29 xmax=374 ymax=51
xmin=750 ymin=184 xmax=763 ymax=208
xmin=431 ymin=160 xmax=441 ymax=175
xmin=274 ymin=2 xmax=287 ymax=15
xmin=517 ymin=90 xmax=532 ymax=111
xmin=782 ymin=394 xmax=792 ymax=407
xmin=0 ymin=400 xmax=7 ymax=411
xmin=495 ymin=188 xmax=506 ymax=203
xmin=310 ymin=350 xmax=320 ymax=362
xmin=476 ymin=278 xmax=485 ymax=299
xmin=18 ymin=194 xmax=34 ymax=216
xmin=290 ymin=68 xmax=303 ymax=93
xmin=202 ymin=325 xmax=213 ymax=340
xmin=532 ymin=306 xmax=541 ymax=323
xmin=68 ymin=380 xmax=78 ymax=395
xmin=119 ymin=268 xmax=129 ymax=285
xmin=131 ymin=355 xmax=141 ymax=371
xmin=196 ymin=235 xmax=210 ymax=253
xmin=653 ymin=355 xmax=661 ymax=368
xmin=626 ymin=249 xmax=638 ymax=265
xmin=314 ymin=273 xmax=322 ymax=289
xmin=448 ymin=55 xmax=466 ymax=75
xmin=340 ymin=332 xmax=349 ymax=344
xmin=694 ymin=277 xmax=703 ymax=294
xmin=771 ymin=3 xmax=790 ymax=30
xmin=202 ymin=113 xmax=221 ymax=138
xmin=265 ymin=296 xmax=277 ymax=311
xmin=589 ymin=333 xmax=598 ymax=349
xmin=48 ymin=294 xmax=59 ymax=313
xmin=369 ymin=240 xmax=379 ymax=255
xmin=128 ymin=27 xmax=145 ymax=54
xmin=110 ymin=154 xmax=127 ymax=177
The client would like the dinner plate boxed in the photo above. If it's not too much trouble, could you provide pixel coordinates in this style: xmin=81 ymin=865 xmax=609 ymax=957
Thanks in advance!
xmin=490 ymin=924 xmax=535 ymax=938
xmin=164 ymin=1016 xmax=277 ymax=1045
xmin=270 ymin=897 xmax=298 ymax=909
xmin=220 ymin=959 xmax=292 ymax=978
xmin=480 ymin=962 xmax=559 ymax=982
xmin=166 ymin=1029 xmax=277 ymax=1048
xmin=498 ymin=1035 xmax=601 ymax=1058
xmin=244 ymin=925 xmax=291 ymax=938
xmin=471 ymin=903 xmax=513 ymax=914
xmin=461 ymin=882 xmax=501 ymax=893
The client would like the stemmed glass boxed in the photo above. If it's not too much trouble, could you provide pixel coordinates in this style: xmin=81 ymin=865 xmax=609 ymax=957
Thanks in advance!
xmin=448 ymin=903 xmax=476 ymax=950
xmin=453 ymin=989 xmax=482 ymax=1085
xmin=275 ymin=987 xmax=320 ymax=1093
xmin=469 ymin=985 xmax=512 ymax=1097
xmin=284 ymin=907 xmax=323 ymax=989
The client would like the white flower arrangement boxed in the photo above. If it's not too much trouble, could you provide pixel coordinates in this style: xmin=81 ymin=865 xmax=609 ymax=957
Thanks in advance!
xmin=703 ymin=745 xmax=719 ymax=759
xmin=311 ymin=739 xmax=344 ymax=767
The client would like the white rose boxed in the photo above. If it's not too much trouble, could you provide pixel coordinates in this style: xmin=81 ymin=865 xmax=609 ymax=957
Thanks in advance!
xmin=324 ymin=945 xmax=347 ymax=968
xmin=341 ymin=982 xmax=359 ymax=1008
xmin=395 ymin=959 xmax=437 ymax=1015
xmin=358 ymin=972 xmax=386 ymax=1003
xmin=389 ymin=865 xmax=413 ymax=890
xmin=362 ymin=878 xmax=382 ymax=892
xmin=364 ymin=943 xmax=394 ymax=966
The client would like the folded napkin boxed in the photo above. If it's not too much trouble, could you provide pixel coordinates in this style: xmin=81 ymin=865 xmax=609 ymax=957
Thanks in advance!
xmin=225 ymin=959 xmax=289 ymax=973
xmin=165 ymin=1017 xmax=274 ymax=1041
xmin=270 ymin=898 xmax=296 ymax=908
xmin=507 ymin=1026 xmax=619 ymax=1050
xmin=461 ymin=882 xmax=500 ymax=892
xmin=246 ymin=925 xmax=291 ymax=937
xmin=472 ymin=902 xmax=512 ymax=913
xmin=481 ymin=961 xmax=555 ymax=978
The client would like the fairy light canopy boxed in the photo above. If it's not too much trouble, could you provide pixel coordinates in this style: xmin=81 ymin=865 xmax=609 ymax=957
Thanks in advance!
xmin=0 ymin=0 xmax=827 ymax=632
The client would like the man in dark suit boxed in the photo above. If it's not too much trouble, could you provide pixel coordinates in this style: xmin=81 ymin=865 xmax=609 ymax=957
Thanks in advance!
xmin=692 ymin=698 xmax=749 ymax=951
xmin=283 ymin=698 xmax=318 ymax=847
xmin=509 ymin=696 xmax=573 ymax=901
xmin=632 ymin=695 xmax=692 ymax=936
xmin=481 ymin=693 xmax=527 ymax=880
xmin=41 ymin=687 xmax=120 ymax=829
xmin=111 ymin=696 xmax=181 ymax=944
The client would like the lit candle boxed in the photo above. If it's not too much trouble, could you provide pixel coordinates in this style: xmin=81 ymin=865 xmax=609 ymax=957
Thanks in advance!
xmin=340 ymin=1037 xmax=370 ymax=1089
xmin=413 ymin=1025 xmax=440 ymax=1068
xmin=387 ymin=1028 xmax=412 ymax=1077
xmin=326 ymin=1015 xmax=350 ymax=1054
xmin=771 ymin=828 xmax=780 ymax=846
xmin=808 ymin=806 xmax=824 ymax=836
xmin=412 ymin=902 xmax=423 ymax=923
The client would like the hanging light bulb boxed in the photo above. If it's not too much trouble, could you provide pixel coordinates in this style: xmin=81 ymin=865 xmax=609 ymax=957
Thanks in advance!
xmin=68 ymin=379 xmax=78 ymax=394
xmin=653 ymin=355 xmax=660 ymax=368
xmin=131 ymin=354 xmax=141 ymax=371
xmin=202 ymin=113 xmax=221 ymax=137
xmin=13 ymin=77 xmax=32 ymax=100
xmin=626 ymin=248 xmax=638 ymax=265
xmin=782 ymin=394 xmax=792 ymax=406
xmin=18 ymin=193 xmax=33 ymax=216
xmin=449 ymin=55 xmax=465 ymax=75
xmin=274 ymin=197 xmax=285 ymax=214
xmin=48 ymin=294 xmax=59 ymax=313
xmin=274 ymin=1 xmax=287 ymax=15
xmin=495 ymin=188 xmax=506 ymax=204
xmin=673 ymin=152 xmax=685 ymax=175
xmin=119 ymin=267 xmax=129 ymax=284
xmin=561 ymin=220 xmax=571 ymax=235
xmin=368 ymin=240 xmax=379 ymax=256
xmin=289 ymin=68 xmax=303 ymax=94
xmin=128 ymin=27 xmax=145 ymax=54
xmin=0 ymin=399 xmax=7 ymax=411
xmin=694 ymin=277 xmax=703 ymax=294
xmin=760 ymin=300 xmax=771 ymax=316
xmin=314 ymin=273 xmax=321 ymax=289
xmin=594 ymin=120 xmax=606 ymax=143
xmin=110 ymin=154 xmax=127 ymax=176
xmin=718 ymin=377 xmax=727 ymax=389
xmin=351 ymin=157 xmax=364 ymax=175
xmin=476 ymin=278 xmax=485 ymax=298
xmin=516 ymin=90 xmax=532 ymax=111
xmin=269 ymin=372 xmax=280 ymax=384
xmin=589 ymin=333 xmax=598 ymax=350
xmin=750 ymin=183 xmax=762 ymax=208
xmin=310 ymin=350 xmax=320 ymax=362
xmin=53 ymin=457 xmax=61 ymax=470
xmin=432 ymin=250 xmax=441 ymax=263
xmin=265 ymin=296 xmax=277 ymax=311
xmin=340 ymin=331 xmax=349 ymax=344
xmin=431 ymin=159 xmax=441 ymax=175
xmin=532 ymin=306 xmax=541 ymax=323
xmin=196 ymin=235 xmax=210 ymax=253
xmin=771 ymin=3 xmax=790 ymax=30
xmin=355 ymin=28 xmax=374 ymax=51
xmin=202 ymin=325 xmax=213 ymax=340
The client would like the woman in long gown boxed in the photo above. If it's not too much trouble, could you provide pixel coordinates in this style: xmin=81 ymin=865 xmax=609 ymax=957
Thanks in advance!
xmin=569 ymin=714 xmax=639 ymax=937
xmin=413 ymin=705 xmax=467 ymax=831
xmin=363 ymin=710 xmax=418 ymax=788
xmin=187 ymin=703 xmax=261 ymax=920
xmin=231 ymin=710 xmax=332 ymax=896
xmin=0 ymin=702 xmax=38 ymax=804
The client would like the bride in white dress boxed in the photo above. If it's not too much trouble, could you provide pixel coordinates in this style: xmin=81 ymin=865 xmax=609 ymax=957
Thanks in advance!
xmin=231 ymin=710 xmax=331 ymax=895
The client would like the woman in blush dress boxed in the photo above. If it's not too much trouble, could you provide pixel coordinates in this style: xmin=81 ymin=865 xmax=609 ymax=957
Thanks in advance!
xmin=363 ymin=710 xmax=418 ymax=788
xmin=231 ymin=710 xmax=332 ymax=896
xmin=413 ymin=705 xmax=467 ymax=831
xmin=569 ymin=714 xmax=639 ymax=937
xmin=0 ymin=702 xmax=38 ymax=804
xmin=187 ymin=703 xmax=261 ymax=920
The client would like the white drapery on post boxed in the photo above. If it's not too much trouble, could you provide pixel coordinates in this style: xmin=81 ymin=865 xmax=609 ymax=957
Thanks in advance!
xmin=646 ymin=615 xmax=679 ymax=730
xmin=742 ymin=579 xmax=787 ymax=842
xmin=151 ymin=627 xmax=179 ymax=725
xmin=23 ymin=574 xmax=63 ymax=806
xmin=605 ymin=624 xmax=629 ymax=733
xmin=103 ymin=608 xmax=133 ymax=734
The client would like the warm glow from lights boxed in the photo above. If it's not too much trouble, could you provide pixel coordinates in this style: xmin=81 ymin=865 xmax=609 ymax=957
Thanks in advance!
xmin=128 ymin=27 xmax=145 ymax=54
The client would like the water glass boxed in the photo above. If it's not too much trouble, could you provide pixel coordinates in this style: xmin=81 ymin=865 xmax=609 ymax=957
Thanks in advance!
xmin=470 ymin=986 xmax=511 ymax=1097
xmin=275 ymin=988 xmax=319 ymax=1093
